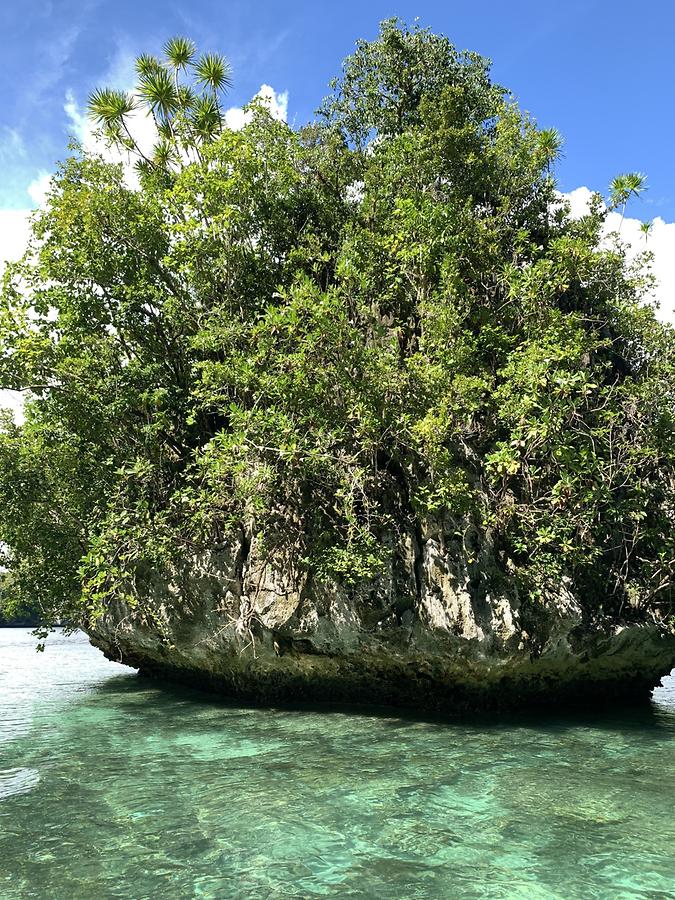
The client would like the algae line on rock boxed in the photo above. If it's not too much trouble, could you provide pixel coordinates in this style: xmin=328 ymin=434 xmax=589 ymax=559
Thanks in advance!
xmin=1 ymin=19 xmax=673 ymax=710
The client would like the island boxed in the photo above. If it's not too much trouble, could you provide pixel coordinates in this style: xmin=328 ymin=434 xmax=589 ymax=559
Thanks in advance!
xmin=1 ymin=20 xmax=674 ymax=711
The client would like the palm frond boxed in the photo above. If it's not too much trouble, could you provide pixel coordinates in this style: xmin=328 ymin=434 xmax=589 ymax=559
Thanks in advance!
xmin=156 ymin=119 xmax=174 ymax=141
xmin=88 ymin=88 xmax=137 ymax=126
xmin=191 ymin=94 xmax=223 ymax=140
xmin=194 ymin=53 xmax=233 ymax=94
xmin=152 ymin=139 xmax=177 ymax=168
xmin=176 ymin=84 xmax=197 ymax=110
xmin=164 ymin=36 xmax=196 ymax=71
xmin=135 ymin=54 xmax=162 ymax=78
xmin=624 ymin=172 xmax=647 ymax=194
xmin=133 ymin=158 xmax=153 ymax=179
xmin=138 ymin=67 xmax=179 ymax=118
xmin=610 ymin=172 xmax=647 ymax=208
xmin=539 ymin=128 xmax=563 ymax=159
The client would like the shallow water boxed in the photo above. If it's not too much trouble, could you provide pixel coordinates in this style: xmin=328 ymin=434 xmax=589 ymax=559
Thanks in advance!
xmin=0 ymin=629 xmax=674 ymax=899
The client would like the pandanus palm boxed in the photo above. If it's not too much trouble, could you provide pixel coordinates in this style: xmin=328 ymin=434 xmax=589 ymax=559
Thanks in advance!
xmin=609 ymin=172 xmax=647 ymax=229
xmin=86 ymin=37 xmax=233 ymax=174
xmin=194 ymin=52 xmax=233 ymax=95
xmin=191 ymin=95 xmax=222 ymax=143
xmin=538 ymin=127 xmax=563 ymax=174
xmin=640 ymin=220 xmax=653 ymax=243
xmin=138 ymin=66 xmax=179 ymax=122
xmin=164 ymin=36 xmax=196 ymax=87
xmin=163 ymin=33 xmax=198 ymax=142
xmin=194 ymin=52 xmax=233 ymax=123
xmin=135 ymin=54 xmax=162 ymax=78
xmin=88 ymin=87 xmax=149 ymax=160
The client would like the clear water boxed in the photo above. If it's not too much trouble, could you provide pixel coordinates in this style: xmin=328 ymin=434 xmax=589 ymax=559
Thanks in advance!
xmin=1 ymin=629 xmax=674 ymax=899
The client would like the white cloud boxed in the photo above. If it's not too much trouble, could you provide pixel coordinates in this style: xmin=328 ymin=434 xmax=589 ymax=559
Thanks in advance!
xmin=257 ymin=84 xmax=289 ymax=122
xmin=27 ymin=172 xmax=52 ymax=208
xmin=0 ymin=208 xmax=32 ymax=271
xmin=562 ymin=187 xmax=675 ymax=323
xmin=225 ymin=84 xmax=289 ymax=131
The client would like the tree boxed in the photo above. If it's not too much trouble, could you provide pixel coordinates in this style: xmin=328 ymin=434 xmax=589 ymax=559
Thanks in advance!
xmin=0 ymin=571 xmax=41 ymax=626
xmin=0 ymin=20 xmax=673 ymax=634
xmin=609 ymin=171 xmax=647 ymax=228
xmin=538 ymin=127 xmax=563 ymax=174
xmin=88 ymin=37 xmax=232 ymax=172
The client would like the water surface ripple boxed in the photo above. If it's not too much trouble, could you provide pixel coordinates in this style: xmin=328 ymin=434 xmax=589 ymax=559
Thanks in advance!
xmin=1 ymin=629 xmax=674 ymax=898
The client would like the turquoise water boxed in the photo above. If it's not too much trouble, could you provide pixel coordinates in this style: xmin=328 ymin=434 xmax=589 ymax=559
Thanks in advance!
xmin=1 ymin=629 xmax=674 ymax=899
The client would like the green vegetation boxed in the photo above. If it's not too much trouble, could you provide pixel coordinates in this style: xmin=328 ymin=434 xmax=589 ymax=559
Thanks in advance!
xmin=0 ymin=19 xmax=673 ymax=632
xmin=0 ymin=573 xmax=40 ymax=626
xmin=88 ymin=36 xmax=233 ymax=174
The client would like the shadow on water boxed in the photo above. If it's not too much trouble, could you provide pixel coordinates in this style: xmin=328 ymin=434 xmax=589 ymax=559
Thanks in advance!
xmin=90 ymin=665 xmax=675 ymax=736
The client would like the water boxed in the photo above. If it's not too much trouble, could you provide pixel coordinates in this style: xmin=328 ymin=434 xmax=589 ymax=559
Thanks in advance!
xmin=0 ymin=630 xmax=674 ymax=899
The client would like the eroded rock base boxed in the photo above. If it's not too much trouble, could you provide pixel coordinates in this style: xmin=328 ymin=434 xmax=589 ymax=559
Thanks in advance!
xmin=85 ymin=532 xmax=675 ymax=716
xmin=89 ymin=633 xmax=673 ymax=715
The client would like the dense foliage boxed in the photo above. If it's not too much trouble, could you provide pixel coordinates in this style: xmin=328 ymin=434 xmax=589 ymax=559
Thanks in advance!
xmin=1 ymin=20 xmax=673 ymax=631
xmin=0 ymin=573 xmax=40 ymax=626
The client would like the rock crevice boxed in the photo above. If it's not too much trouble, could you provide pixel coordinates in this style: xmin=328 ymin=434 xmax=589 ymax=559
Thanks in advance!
xmin=87 ymin=522 xmax=675 ymax=713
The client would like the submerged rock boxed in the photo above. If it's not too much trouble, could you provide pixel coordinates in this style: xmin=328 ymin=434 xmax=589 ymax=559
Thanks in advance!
xmin=86 ymin=521 xmax=675 ymax=713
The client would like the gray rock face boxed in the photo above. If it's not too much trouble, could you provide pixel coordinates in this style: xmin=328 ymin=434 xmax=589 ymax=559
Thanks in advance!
xmin=87 ymin=522 xmax=675 ymax=712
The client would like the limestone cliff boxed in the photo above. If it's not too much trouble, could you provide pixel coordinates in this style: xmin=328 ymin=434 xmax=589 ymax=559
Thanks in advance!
xmin=87 ymin=519 xmax=675 ymax=712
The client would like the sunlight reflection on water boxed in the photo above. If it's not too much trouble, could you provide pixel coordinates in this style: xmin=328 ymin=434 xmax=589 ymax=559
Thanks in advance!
xmin=0 ymin=767 xmax=40 ymax=800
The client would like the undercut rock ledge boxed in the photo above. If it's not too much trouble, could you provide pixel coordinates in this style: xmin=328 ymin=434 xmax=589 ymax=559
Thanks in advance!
xmin=86 ymin=528 xmax=675 ymax=714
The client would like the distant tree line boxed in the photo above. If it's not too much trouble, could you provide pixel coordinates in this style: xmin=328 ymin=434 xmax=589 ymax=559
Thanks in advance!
xmin=0 ymin=573 xmax=40 ymax=626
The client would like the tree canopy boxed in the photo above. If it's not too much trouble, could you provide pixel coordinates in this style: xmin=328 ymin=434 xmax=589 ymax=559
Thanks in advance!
xmin=1 ymin=19 xmax=673 ymax=632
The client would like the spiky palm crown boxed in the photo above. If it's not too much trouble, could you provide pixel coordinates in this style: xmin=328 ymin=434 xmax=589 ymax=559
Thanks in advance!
xmin=194 ymin=53 xmax=233 ymax=94
xmin=86 ymin=37 xmax=233 ymax=171
xmin=163 ymin=36 xmax=196 ymax=72
xmin=610 ymin=172 xmax=647 ymax=208
xmin=138 ymin=67 xmax=178 ymax=119
xmin=539 ymin=128 xmax=563 ymax=158
xmin=88 ymin=87 xmax=137 ymax=127
xmin=191 ymin=95 xmax=222 ymax=141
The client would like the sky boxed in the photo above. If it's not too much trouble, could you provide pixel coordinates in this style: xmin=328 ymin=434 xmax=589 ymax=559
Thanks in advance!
xmin=1 ymin=0 xmax=674 ymax=414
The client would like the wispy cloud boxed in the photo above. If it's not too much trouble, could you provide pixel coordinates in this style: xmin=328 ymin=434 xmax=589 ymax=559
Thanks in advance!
xmin=0 ymin=129 xmax=32 ymax=207
xmin=0 ymin=128 xmax=27 ymax=165
xmin=22 ymin=25 xmax=82 ymax=111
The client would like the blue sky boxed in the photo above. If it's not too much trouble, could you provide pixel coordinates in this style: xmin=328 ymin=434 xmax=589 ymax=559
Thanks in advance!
xmin=1 ymin=0 xmax=674 ymax=216
xmin=0 ymin=0 xmax=675 ymax=221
